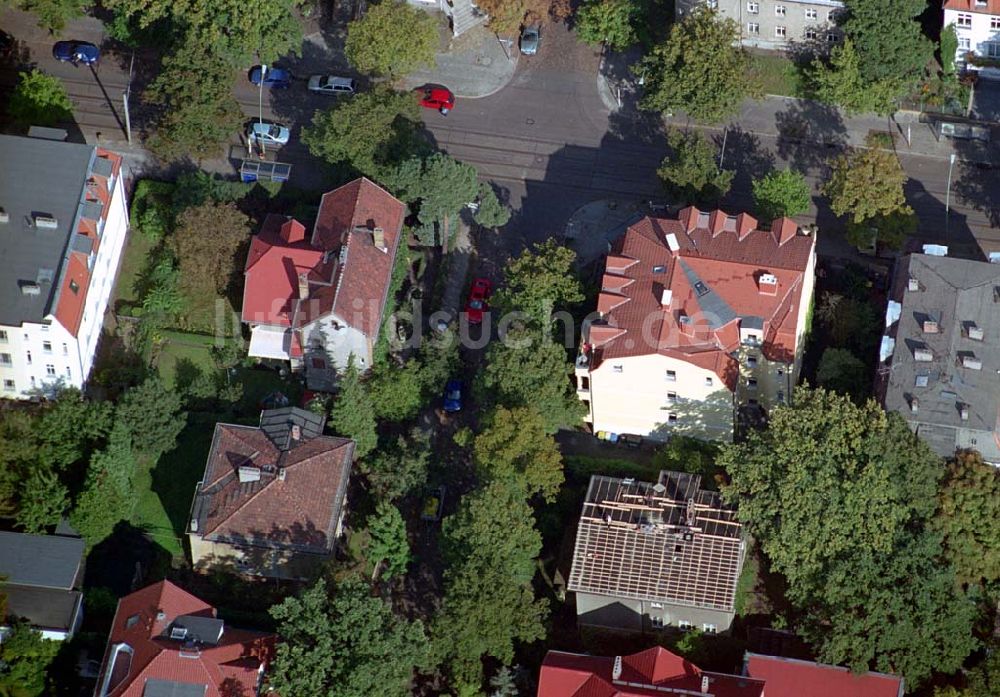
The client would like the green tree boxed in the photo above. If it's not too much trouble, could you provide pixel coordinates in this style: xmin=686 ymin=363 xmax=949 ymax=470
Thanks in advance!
xmin=489 ymin=666 xmax=520 ymax=697
xmin=574 ymin=0 xmax=638 ymax=51
xmin=303 ymin=86 xmax=427 ymax=178
xmin=809 ymin=38 xmax=903 ymax=116
xmin=116 ymin=378 xmax=186 ymax=460
xmin=345 ymin=1 xmax=438 ymax=78
xmin=473 ymin=0 xmax=528 ymax=35
xmin=815 ymin=292 xmax=879 ymax=352
xmin=390 ymin=153 xmax=480 ymax=229
xmin=932 ymin=451 xmax=1000 ymax=586
xmin=171 ymin=202 xmax=251 ymax=299
xmin=15 ymin=467 xmax=69 ymax=534
xmin=328 ymin=357 xmax=378 ymax=459
xmin=36 ymin=388 xmax=114 ymax=471
xmin=367 ymin=501 xmax=410 ymax=579
xmin=473 ymin=406 xmax=565 ymax=502
xmin=13 ymin=0 xmax=84 ymax=31
xmin=815 ymin=347 xmax=868 ymax=400
xmin=8 ymin=69 xmax=73 ymax=130
xmin=941 ymin=24 xmax=959 ymax=77
xmin=657 ymin=128 xmax=734 ymax=205
xmin=751 ymin=169 xmax=811 ymax=221
xmin=480 ymin=327 xmax=585 ymax=433
xmin=637 ymin=7 xmax=760 ymax=123
xmin=433 ymin=479 xmax=548 ymax=686
xmin=840 ymin=0 xmax=934 ymax=88
xmin=268 ymin=577 xmax=430 ymax=696
xmin=0 ymin=620 xmax=60 ymax=697
xmin=721 ymin=388 xmax=976 ymax=686
xmin=823 ymin=146 xmax=911 ymax=224
xmin=70 ymin=422 xmax=137 ymax=548
xmin=492 ymin=240 xmax=583 ymax=327
xmin=360 ymin=428 xmax=431 ymax=500
xmin=474 ymin=182 xmax=511 ymax=229
xmin=368 ymin=359 xmax=425 ymax=422
xmin=653 ymin=436 xmax=722 ymax=487
xmin=844 ymin=209 xmax=917 ymax=252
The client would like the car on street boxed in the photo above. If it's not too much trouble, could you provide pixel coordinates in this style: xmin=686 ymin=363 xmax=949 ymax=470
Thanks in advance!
xmin=443 ymin=379 xmax=463 ymax=413
xmin=308 ymin=75 xmax=357 ymax=95
xmin=520 ymin=25 xmax=540 ymax=55
xmin=249 ymin=66 xmax=292 ymax=88
xmin=247 ymin=121 xmax=290 ymax=147
xmin=417 ymin=85 xmax=455 ymax=115
xmin=464 ymin=277 xmax=493 ymax=324
xmin=52 ymin=41 xmax=99 ymax=65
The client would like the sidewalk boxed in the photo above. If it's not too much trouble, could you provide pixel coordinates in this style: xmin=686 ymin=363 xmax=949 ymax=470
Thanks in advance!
xmin=400 ymin=24 xmax=518 ymax=99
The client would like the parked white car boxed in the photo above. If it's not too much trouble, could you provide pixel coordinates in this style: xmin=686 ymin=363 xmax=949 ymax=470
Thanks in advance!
xmin=307 ymin=75 xmax=357 ymax=95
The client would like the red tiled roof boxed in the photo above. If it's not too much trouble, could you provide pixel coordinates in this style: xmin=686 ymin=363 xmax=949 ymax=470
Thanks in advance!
xmin=94 ymin=580 xmax=275 ymax=697
xmin=944 ymin=0 xmax=1000 ymax=14
xmin=743 ymin=654 xmax=904 ymax=697
xmin=538 ymin=649 xmax=764 ymax=697
xmin=587 ymin=208 xmax=814 ymax=387
xmin=192 ymin=421 xmax=354 ymax=555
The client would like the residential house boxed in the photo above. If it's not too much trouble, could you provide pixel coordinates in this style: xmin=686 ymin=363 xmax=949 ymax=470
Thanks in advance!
xmin=93 ymin=580 xmax=275 ymax=697
xmin=743 ymin=653 xmax=904 ymax=697
xmin=567 ymin=471 xmax=746 ymax=634
xmin=0 ymin=133 xmax=129 ymax=399
xmin=242 ymin=177 xmax=405 ymax=390
xmin=676 ymin=0 xmax=842 ymax=50
xmin=944 ymin=0 xmax=1000 ymax=77
xmin=877 ymin=253 xmax=1000 ymax=463
xmin=0 ymin=530 xmax=84 ymax=640
xmin=575 ymin=207 xmax=816 ymax=443
xmin=538 ymin=647 xmax=765 ymax=697
xmin=188 ymin=407 xmax=355 ymax=578
xmin=406 ymin=0 xmax=487 ymax=36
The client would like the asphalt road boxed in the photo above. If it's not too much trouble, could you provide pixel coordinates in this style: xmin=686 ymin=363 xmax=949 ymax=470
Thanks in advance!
xmin=2 ymin=7 xmax=999 ymax=261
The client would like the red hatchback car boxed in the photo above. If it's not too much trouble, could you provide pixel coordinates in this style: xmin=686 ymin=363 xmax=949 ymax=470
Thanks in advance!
xmin=418 ymin=85 xmax=456 ymax=115
xmin=464 ymin=277 xmax=493 ymax=324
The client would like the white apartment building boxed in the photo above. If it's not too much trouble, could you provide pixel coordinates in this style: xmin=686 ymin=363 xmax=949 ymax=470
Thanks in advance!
xmin=677 ymin=0 xmax=843 ymax=50
xmin=944 ymin=0 xmax=1000 ymax=78
xmin=0 ymin=134 xmax=129 ymax=399
xmin=575 ymin=208 xmax=817 ymax=443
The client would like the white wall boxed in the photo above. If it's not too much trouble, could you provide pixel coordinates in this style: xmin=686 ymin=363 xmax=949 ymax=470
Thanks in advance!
xmin=946 ymin=8 xmax=1000 ymax=77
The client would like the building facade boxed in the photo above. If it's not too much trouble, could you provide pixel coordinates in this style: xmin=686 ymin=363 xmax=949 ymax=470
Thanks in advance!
xmin=575 ymin=208 xmax=816 ymax=443
xmin=943 ymin=0 xmax=1000 ymax=78
xmin=677 ymin=0 xmax=843 ymax=50
xmin=0 ymin=134 xmax=128 ymax=400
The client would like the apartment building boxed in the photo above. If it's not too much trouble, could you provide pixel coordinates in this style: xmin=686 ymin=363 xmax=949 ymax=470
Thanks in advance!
xmin=677 ymin=0 xmax=843 ymax=50
xmin=0 ymin=134 xmax=128 ymax=399
xmin=944 ymin=0 xmax=1000 ymax=78
xmin=575 ymin=207 xmax=816 ymax=443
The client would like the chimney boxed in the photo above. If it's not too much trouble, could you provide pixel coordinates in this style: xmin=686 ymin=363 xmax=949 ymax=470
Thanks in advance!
xmin=960 ymin=404 xmax=970 ymax=421
xmin=758 ymin=272 xmax=778 ymax=296
xmin=701 ymin=675 xmax=710 ymax=694
xmin=0 ymin=208 xmax=8 ymax=224
xmin=278 ymin=468 xmax=287 ymax=481
xmin=914 ymin=347 xmax=933 ymax=362
xmin=922 ymin=318 xmax=939 ymax=333
xmin=910 ymin=396 xmax=919 ymax=413
xmin=372 ymin=226 xmax=386 ymax=251
xmin=908 ymin=277 xmax=919 ymax=292
xmin=961 ymin=354 xmax=982 ymax=370
xmin=679 ymin=313 xmax=695 ymax=336
xmin=612 ymin=656 xmax=623 ymax=681
xmin=967 ymin=323 xmax=984 ymax=341
xmin=298 ymin=272 xmax=309 ymax=300
xmin=661 ymin=289 xmax=673 ymax=307
xmin=290 ymin=423 xmax=301 ymax=441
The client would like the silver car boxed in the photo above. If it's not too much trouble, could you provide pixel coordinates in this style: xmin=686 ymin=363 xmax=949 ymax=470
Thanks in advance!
xmin=520 ymin=25 xmax=540 ymax=55
xmin=308 ymin=75 xmax=357 ymax=95
xmin=247 ymin=121 xmax=290 ymax=146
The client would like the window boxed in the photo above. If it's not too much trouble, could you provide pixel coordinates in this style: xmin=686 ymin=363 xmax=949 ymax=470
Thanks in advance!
xmin=666 ymin=370 xmax=677 ymax=382
xmin=45 ymin=364 xmax=55 ymax=376
xmin=668 ymin=413 xmax=678 ymax=423
xmin=69 ymin=279 xmax=79 ymax=294
xmin=125 ymin=614 xmax=140 ymax=629
xmin=678 ymin=620 xmax=693 ymax=631
xmin=3 ymin=380 xmax=13 ymax=391
xmin=776 ymin=24 xmax=787 ymax=36
xmin=777 ymin=368 xmax=784 ymax=376
xmin=580 ymin=376 xmax=590 ymax=391
xmin=747 ymin=0 xmax=758 ymax=12
xmin=805 ymin=28 xmax=817 ymax=40
xmin=748 ymin=378 xmax=758 ymax=390
xmin=959 ymin=37 xmax=971 ymax=50
xmin=0 ymin=353 xmax=11 ymax=366
xmin=748 ymin=22 xmax=760 ymax=34
xmin=653 ymin=265 xmax=666 ymax=273
xmin=775 ymin=5 xmax=785 ymax=16
xmin=612 ymin=364 xmax=623 ymax=373
xmin=826 ymin=32 xmax=838 ymax=42
xmin=705 ymin=377 xmax=714 ymax=387
xmin=992 ymin=16 xmax=1000 ymax=30
xmin=25 ymin=350 xmax=31 ymax=365
xmin=29 ymin=376 xmax=35 ymax=386
xmin=706 ymin=0 xmax=718 ymax=8
xmin=745 ymin=333 xmax=760 ymax=345
xmin=0 ymin=330 xmax=6 ymax=343
xmin=62 ymin=343 xmax=68 ymax=355
xmin=988 ymin=42 xmax=1000 ymax=58
xmin=777 ymin=390 xmax=785 ymax=402
xmin=747 ymin=355 xmax=758 ymax=368
xmin=42 ymin=341 xmax=52 ymax=353
xmin=703 ymin=623 xmax=718 ymax=634
xmin=805 ymin=7 xmax=817 ymax=19
xmin=65 ymin=366 xmax=71 ymax=377
xmin=957 ymin=13 xmax=972 ymax=28
xmin=650 ymin=602 xmax=664 ymax=609
xmin=651 ymin=617 xmax=665 ymax=629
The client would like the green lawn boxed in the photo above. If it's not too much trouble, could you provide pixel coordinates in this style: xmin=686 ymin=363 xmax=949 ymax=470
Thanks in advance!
xmin=114 ymin=230 xmax=158 ymax=312
xmin=754 ymin=54 xmax=806 ymax=98
xmin=131 ymin=422 xmax=216 ymax=558
xmin=156 ymin=335 xmax=217 ymax=390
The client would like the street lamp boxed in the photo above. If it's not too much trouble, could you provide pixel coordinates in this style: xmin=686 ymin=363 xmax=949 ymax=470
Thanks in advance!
xmin=945 ymin=152 xmax=957 ymax=238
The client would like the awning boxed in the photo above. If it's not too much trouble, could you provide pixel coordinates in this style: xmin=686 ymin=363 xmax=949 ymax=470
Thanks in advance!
xmin=248 ymin=326 xmax=292 ymax=360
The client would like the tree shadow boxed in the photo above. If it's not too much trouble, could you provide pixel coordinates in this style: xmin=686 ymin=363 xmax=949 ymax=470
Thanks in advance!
xmin=903 ymin=175 xmax=982 ymax=261
xmin=773 ymin=98 xmax=847 ymax=174
xmin=83 ymin=521 xmax=173 ymax=595
xmin=714 ymin=126 xmax=776 ymax=210
xmin=952 ymin=137 xmax=1000 ymax=245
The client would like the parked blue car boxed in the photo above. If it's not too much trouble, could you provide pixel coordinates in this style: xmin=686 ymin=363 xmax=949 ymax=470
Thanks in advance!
xmin=443 ymin=379 xmax=463 ymax=413
xmin=52 ymin=41 xmax=99 ymax=65
xmin=249 ymin=65 xmax=292 ymax=88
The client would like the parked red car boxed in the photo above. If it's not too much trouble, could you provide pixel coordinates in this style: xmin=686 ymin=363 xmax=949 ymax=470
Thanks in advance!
xmin=417 ymin=85 xmax=456 ymax=115
xmin=464 ymin=277 xmax=493 ymax=324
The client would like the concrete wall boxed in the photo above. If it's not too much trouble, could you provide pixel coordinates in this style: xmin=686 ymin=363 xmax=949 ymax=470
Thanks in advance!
xmin=575 ymin=592 xmax=736 ymax=633
xmin=677 ymin=0 xmax=842 ymax=50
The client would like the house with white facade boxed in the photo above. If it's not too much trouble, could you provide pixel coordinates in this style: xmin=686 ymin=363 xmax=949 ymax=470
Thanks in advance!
xmin=575 ymin=207 xmax=816 ymax=443
xmin=677 ymin=0 xmax=843 ymax=50
xmin=241 ymin=177 xmax=405 ymax=390
xmin=0 ymin=134 xmax=128 ymax=399
xmin=944 ymin=0 xmax=1000 ymax=77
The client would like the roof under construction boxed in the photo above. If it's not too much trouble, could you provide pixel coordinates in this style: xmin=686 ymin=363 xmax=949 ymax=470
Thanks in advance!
xmin=568 ymin=471 xmax=745 ymax=611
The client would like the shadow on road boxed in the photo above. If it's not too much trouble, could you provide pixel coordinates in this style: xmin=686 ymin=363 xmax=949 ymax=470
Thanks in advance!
xmin=774 ymin=98 xmax=847 ymax=173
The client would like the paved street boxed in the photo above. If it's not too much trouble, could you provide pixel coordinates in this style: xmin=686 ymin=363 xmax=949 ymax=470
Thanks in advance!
xmin=2 ymin=7 xmax=999 ymax=261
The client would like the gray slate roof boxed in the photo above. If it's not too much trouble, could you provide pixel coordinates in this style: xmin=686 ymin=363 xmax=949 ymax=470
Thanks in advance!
xmin=4 ymin=585 xmax=82 ymax=632
xmin=142 ymin=679 xmax=208 ymax=697
xmin=0 ymin=531 xmax=84 ymax=589
xmin=0 ymin=134 xmax=97 ymax=326
xmin=882 ymin=254 xmax=1000 ymax=461
xmin=259 ymin=406 xmax=325 ymax=450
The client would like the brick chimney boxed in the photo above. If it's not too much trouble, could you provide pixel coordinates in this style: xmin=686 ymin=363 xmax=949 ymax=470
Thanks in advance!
xmin=372 ymin=226 xmax=386 ymax=252
xmin=297 ymin=272 xmax=309 ymax=300
xmin=758 ymin=272 xmax=778 ymax=296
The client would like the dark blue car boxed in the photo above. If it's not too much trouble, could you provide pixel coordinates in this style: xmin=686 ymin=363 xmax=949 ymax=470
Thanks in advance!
xmin=52 ymin=41 xmax=99 ymax=65
xmin=443 ymin=379 xmax=463 ymax=413
xmin=249 ymin=65 xmax=292 ymax=88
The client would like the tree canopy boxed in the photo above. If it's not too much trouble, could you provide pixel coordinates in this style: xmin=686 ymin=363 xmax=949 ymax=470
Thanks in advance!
xmin=269 ymin=577 xmax=430 ymax=697
xmin=13 ymin=0 xmax=85 ymax=31
xmin=823 ymin=146 xmax=911 ymax=225
xmin=346 ymin=1 xmax=439 ymax=78
xmin=815 ymin=347 xmax=868 ymax=401
xmin=70 ymin=421 xmax=138 ymax=548
xmin=839 ymin=0 xmax=933 ymax=88
xmin=0 ymin=620 xmax=60 ymax=697
xmin=359 ymin=428 xmax=431 ymax=500
xmin=809 ymin=38 xmax=903 ymax=116
xmin=473 ymin=406 xmax=565 ymax=502
xmin=116 ymin=377 xmax=186 ymax=460
xmin=637 ymin=7 xmax=760 ymax=123
xmin=171 ymin=202 xmax=251 ymax=300
xmin=7 ymin=70 xmax=73 ymax=130
xmin=474 ymin=182 xmax=512 ymax=229
xmin=492 ymin=240 xmax=583 ymax=327
xmin=657 ymin=128 xmax=734 ymax=205
xmin=328 ymin=357 xmax=378 ymax=459
xmin=751 ymin=169 xmax=811 ymax=221
xmin=367 ymin=501 xmax=411 ymax=579
xmin=390 ymin=153 xmax=480 ymax=228
xmin=574 ymin=0 xmax=639 ymax=51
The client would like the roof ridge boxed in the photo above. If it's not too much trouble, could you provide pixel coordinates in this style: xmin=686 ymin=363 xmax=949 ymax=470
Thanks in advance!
xmin=200 ymin=475 xmax=276 ymax=538
xmin=203 ymin=424 xmax=267 ymax=489
xmin=277 ymin=436 xmax=351 ymax=470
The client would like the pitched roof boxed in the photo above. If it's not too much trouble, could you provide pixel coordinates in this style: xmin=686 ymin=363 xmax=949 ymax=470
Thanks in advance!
xmin=241 ymin=178 xmax=405 ymax=340
xmin=0 ymin=531 xmax=84 ymax=589
xmin=538 ymin=649 xmax=765 ymax=697
xmin=585 ymin=209 xmax=814 ymax=388
xmin=568 ymin=471 xmax=744 ymax=612
xmin=880 ymin=254 xmax=1000 ymax=461
xmin=94 ymin=580 xmax=275 ymax=697
xmin=3 ymin=585 xmax=82 ymax=634
xmin=743 ymin=654 xmax=904 ymax=697
xmin=190 ymin=409 xmax=354 ymax=555
xmin=944 ymin=0 xmax=1000 ymax=14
